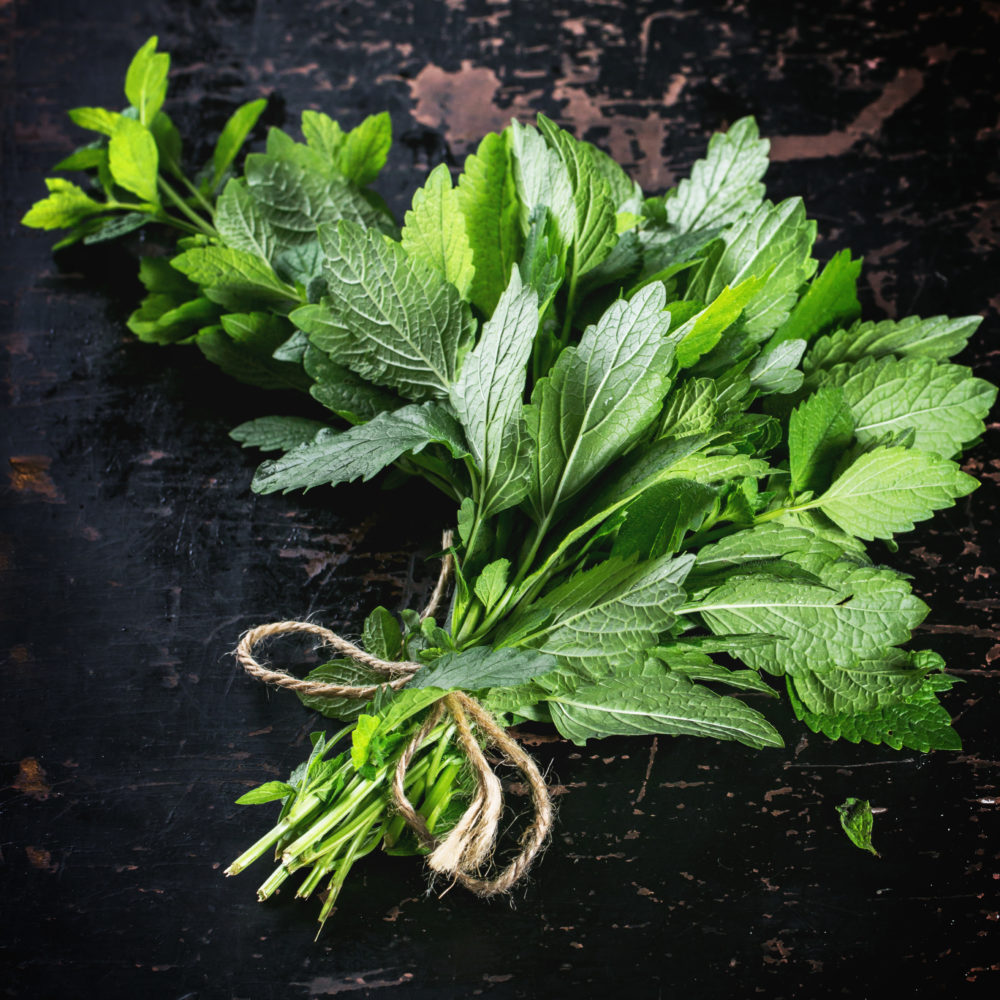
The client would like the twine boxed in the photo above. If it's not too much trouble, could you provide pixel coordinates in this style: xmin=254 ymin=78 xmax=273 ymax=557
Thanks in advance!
xmin=233 ymin=530 xmax=552 ymax=897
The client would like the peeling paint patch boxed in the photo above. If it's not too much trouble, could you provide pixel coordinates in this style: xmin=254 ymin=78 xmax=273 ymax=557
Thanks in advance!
xmin=7 ymin=455 xmax=63 ymax=502
xmin=26 ymin=846 xmax=56 ymax=871
xmin=12 ymin=758 xmax=52 ymax=800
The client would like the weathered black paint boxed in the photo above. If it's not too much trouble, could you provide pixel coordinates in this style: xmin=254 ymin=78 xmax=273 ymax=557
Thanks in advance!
xmin=3 ymin=1 xmax=999 ymax=997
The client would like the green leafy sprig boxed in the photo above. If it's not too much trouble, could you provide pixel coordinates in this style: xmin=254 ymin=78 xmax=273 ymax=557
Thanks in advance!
xmin=25 ymin=37 xmax=996 ymax=930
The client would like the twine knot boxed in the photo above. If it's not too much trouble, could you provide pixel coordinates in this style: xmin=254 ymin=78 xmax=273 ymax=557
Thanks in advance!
xmin=233 ymin=532 xmax=552 ymax=897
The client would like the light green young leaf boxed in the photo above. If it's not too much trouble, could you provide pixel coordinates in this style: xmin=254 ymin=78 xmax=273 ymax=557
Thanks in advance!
xmin=658 ymin=379 xmax=718 ymax=437
xmin=306 ymin=220 xmax=476 ymax=400
xmin=821 ymin=355 xmax=996 ymax=458
xmin=788 ymin=386 xmax=856 ymax=494
xmin=108 ymin=117 xmax=159 ymax=204
xmin=451 ymin=270 xmax=538 ymax=515
xmin=251 ymin=402 xmax=468 ymax=494
xmin=124 ymin=36 xmax=169 ymax=126
xmin=456 ymin=130 xmax=522 ymax=316
xmin=171 ymin=246 xmax=300 ymax=310
xmin=235 ymin=780 xmax=296 ymax=805
xmin=665 ymin=116 xmax=769 ymax=234
xmin=525 ymin=283 xmax=675 ymax=521
xmin=210 ymin=98 xmax=268 ymax=190
xmin=810 ymin=445 xmax=979 ymax=540
xmin=151 ymin=110 xmax=183 ymax=176
xmin=215 ymin=178 xmax=277 ymax=261
xmin=670 ymin=276 xmax=765 ymax=368
xmin=474 ymin=559 xmax=511 ymax=612
xmin=545 ymin=662 xmax=782 ymax=749
xmin=21 ymin=178 xmax=105 ymax=230
xmin=687 ymin=198 xmax=817 ymax=341
xmin=230 ymin=416 xmax=327 ymax=452
xmin=508 ymin=119 xmax=575 ymax=249
xmin=767 ymin=248 xmax=862 ymax=349
xmin=336 ymin=112 xmax=391 ymax=186
xmin=68 ymin=106 xmax=123 ymax=136
xmin=401 ymin=163 xmax=475 ymax=299
xmin=805 ymin=314 xmax=982 ymax=371
xmin=301 ymin=110 xmax=345 ymax=164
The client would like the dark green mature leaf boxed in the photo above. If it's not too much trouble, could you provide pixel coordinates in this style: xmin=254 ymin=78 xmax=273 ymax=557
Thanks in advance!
xmin=363 ymin=607 xmax=403 ymax=661
xmin=788 ymin=387 xmax=856 ymax=494
xmin=210 ymin=98 xmax=268 ymax=191
xmin=215 ymin=178 xmax=277 ymax=261
xmin=451 ymin=270 xmax=539 ymax=515
xmin=805 ymin=314 xmax=982 ymax=371
xmin=230 ymin=416 xmax=327 ymax=451
xmin=410 ymin=645 xmax=557 ymax=691
xmin=810 ymin=446 xmax=978 ymax=540
xmin=303 ymin=346 xmax=399 ymax=424
xmin=525 ymin=283 xmax=675 ymax=520
xmin=401 ymin=163 xmax=474 ymax=299
xmin=456 ymin=131 xmax=522 ymax=316
xmin=545 ymin=660 xmax=782 ymax=749
xmin=836 ymin=798 xmax=879 ymax=856
xmin=198 ymin=312 xmax=311 ymax=391
xmin=747 ymin=338 xmax=806 ymax=394
xmin=819 ymin=355 xmax=996 ymax=458
xmin=301 ymin=220 xmax=476 ymax=400
xmin=613 ymin=479 xmax=717 ymax=560
xmin=251 ymin=402 xmax=468 ymax=493
xmin=171 ymin=246 xmax=300 ymax=310
xmin=296 ymin=660 xmax=389 ymax=721
xmin=665 ymin=116 xmax=769 ymax=234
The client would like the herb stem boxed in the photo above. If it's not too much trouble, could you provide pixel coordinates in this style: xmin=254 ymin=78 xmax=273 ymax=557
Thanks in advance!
xmin=156 ymin=175 xmax=217 ymax=237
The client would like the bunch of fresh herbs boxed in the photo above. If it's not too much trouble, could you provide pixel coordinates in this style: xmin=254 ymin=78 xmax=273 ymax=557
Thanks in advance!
xmin=25 ymin=37 xmax=996 ymax=930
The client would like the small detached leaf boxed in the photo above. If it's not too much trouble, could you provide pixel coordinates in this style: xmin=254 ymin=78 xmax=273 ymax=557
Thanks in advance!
xmin=836 ymin=797 xmax=879 ymax=856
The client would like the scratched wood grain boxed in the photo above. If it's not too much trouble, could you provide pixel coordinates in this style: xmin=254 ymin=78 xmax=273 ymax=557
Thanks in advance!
xmin=3 ymin=1 xmax=998 ymax=997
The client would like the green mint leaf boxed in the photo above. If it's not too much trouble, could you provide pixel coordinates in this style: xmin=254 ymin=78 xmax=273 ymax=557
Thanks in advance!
xmin=305 ymin=220 xmax=475 ymax=400
xmin=687 ymin=198 xmax=817 ymax=341
xmin=363 ymin=607 xmax=403 ymax=661
xmin=350 ymin=714 xmax=381 ymax=771
xmin=526 ymin=283 xmax=675 ymax=520
xmin=150 ymin=110 xmax=183 ymax=177
xmin=211 ymin=98 xmax=268 ymax=191
xmin=170 ymin=246 xmax=300 ymax=311
xmin=767 ymin=248 xmax=862 ymax=349
xmin=301 ymin=110 xmax=345 ymax=163
xmin=474 ymin=559 xmax=511 ymax=612
xmin=546 ymin=661 xmax=783 ymax=749
xmin=68 ymin=106 xmax=122 ymax=136
xmin=690 ymin=556 xmax=928 ymax=677
xmin=788 ymin=387 xmax=856 ymax=495
xmin=456 ymin=130 xmax=522 ymax=316
xmin=127 ymin=292 xmax=219 ymax=345
xmin=536 ymin=113 xmax=617 ymax=278
xmin=296 ymin=660 xmax=389 ymax=721
xmin=451 ymin=270 xmax=538 ymax=515
xmin=199 ymin=312 xmax=310 ymax=391
xmin=509 ymin=119 xmax=575 ymax=251
xmin=410 ymin=645 xmax=557 ymax=691
xmin=528 ymin=554 xmax=695 ymax=671
xmin=666 ymin=116 xmax=769 ymax=233
xmin=335 ymin=112 xmax=391 ymax=186
xmin=108 ymin=117 xmax=160 ymax=204
xmin=244 ymin=153 xmax=392 ymax=248
xmin=805 ymin=314 xmax=982 ymax=371
xmin=821 ymin=355 xmax=997 ymax=459
xmin=235 ymin=780 xmax=296 ymax=805
xmin=789 ymin=672 xmax=961 ymax=753
xmin=22 ymin=178 xmax=105 ymax=230
xmin=747 ymin=338 xmax=806 ymax=394
xmin=215 ymin=178 xmax=277 ymax=261
xmin=124 ymin=36 xmax=169 ymax=127
xmin=302 ymin=345 xmax=400 ymax=424
xmin=836 ymin=798 xmax=879 ymax=856
xmin=613 ymin=479 xmax=717 ymax=561
xmin=670 ymin=276 xmax=765 ymax=368
xmin=650 ymin=647 xmax=777 ymax=696
xmin=658 ymin=379 xmax=719 ymax=437
xmin=401 ymin=163 xmax=475 ymax=300
xmin=251 ymin=402 xmax=468 ymax=494
xmin=811 ymin=445 xmax=979 ymax=540
xmin=230 ymin=416 xmax=327 ymax=452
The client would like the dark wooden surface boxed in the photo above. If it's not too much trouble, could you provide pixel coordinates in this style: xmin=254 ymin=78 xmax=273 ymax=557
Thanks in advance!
xmin=3 ymin=1 xmax=999 ymax=997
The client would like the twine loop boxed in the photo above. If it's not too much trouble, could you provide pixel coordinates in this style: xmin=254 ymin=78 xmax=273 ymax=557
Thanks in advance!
xmin=233 ymin=531 xmax=552 ymax=897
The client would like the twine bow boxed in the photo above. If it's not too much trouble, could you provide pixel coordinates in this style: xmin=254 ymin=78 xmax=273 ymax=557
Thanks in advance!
xmin=233 ymin=532 xmax=552 ymax=896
